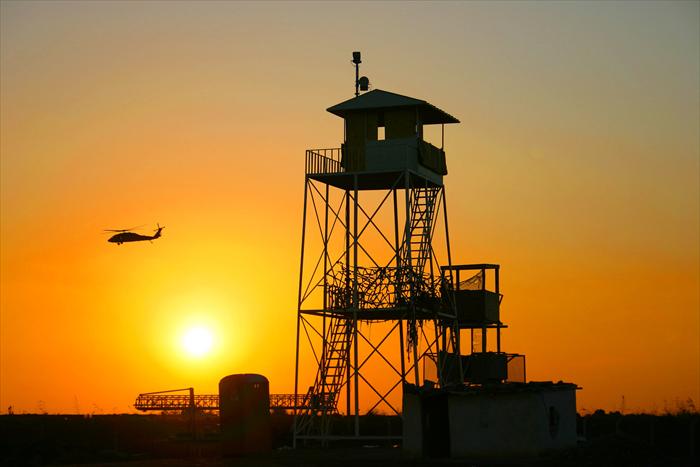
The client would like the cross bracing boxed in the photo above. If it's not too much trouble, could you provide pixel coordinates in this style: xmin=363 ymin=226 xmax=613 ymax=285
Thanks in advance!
xmin=293 ymin=167 xmax=461 ymax=444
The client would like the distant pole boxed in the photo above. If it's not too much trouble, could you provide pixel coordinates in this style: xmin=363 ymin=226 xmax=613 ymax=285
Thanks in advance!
xmin=188 ymin=387 xmax=196 ymax=440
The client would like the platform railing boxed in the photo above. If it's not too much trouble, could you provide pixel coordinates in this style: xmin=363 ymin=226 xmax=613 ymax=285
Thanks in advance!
xmin=134 ymin=394 xmax=219 ymax=411
xmin=505 ymin=353 xmax=526 ymax=383
xmin=305 ymin=148 xmax=343 ymax=175
xmin=134 ymin=393 xmax=312 ymax=412
xmin=270 ymin=393 xmax=311 ymax=411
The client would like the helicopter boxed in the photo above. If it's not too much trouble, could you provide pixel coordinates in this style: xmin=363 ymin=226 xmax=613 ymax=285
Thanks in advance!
xmin=105 ymin=224 xmax=164 ymax=245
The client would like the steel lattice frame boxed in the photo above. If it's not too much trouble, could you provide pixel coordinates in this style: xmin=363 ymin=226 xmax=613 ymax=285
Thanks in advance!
xmin=293 ymin=167 xmax=461 ymax=445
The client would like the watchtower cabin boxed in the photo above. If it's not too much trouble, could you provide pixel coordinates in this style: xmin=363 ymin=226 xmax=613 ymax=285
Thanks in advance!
xmin=306 ymin=89 xmax=458 ymax=190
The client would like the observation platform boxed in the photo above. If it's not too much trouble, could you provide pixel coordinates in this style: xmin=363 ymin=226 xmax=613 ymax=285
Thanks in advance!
xmin=306 ymin=138 xmax=445 ymax=191
xmin=299 ymin=305 xmax=459 ymax=322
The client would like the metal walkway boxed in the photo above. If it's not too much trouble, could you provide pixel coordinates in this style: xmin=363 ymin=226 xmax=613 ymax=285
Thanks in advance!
xmin=134 ymin=392 xmax=305 ymax=412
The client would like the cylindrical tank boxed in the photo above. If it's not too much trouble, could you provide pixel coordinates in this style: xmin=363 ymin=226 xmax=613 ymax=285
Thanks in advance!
xmin=219 ymin=374 xmax=271 ymax=455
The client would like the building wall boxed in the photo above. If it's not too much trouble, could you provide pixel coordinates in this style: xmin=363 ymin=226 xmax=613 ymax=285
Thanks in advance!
xmin=385 ymin=108 xmax=416 ymax=139
xmin=446 ymin=388 xmax=577 ymax=458
xmin=364 ymin=138 xmax=443 ymax=186
xmin=402 ymin=391 xmax=423 ymax=457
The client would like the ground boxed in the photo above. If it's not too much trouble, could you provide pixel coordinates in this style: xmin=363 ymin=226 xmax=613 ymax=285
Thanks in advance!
xmin=1 ymin=413 xmax=696 ymax=467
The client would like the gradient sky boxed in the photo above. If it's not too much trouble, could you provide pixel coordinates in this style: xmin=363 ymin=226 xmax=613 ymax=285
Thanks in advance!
xmin=1 ymin=1 xmax=698 ymax=414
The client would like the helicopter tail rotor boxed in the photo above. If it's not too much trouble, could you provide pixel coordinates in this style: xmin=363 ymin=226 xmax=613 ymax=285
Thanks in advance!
xmin=152 ymin=223 xmax=165 ymax=239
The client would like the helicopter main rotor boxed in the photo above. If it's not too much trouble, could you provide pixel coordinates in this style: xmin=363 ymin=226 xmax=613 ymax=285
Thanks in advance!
xmin=103 ymin=225 xmax=145 ymax=233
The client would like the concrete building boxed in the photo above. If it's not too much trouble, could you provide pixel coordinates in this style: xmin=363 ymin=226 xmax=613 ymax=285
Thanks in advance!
xmin=403 ymin=382 xmax=578 ymax=458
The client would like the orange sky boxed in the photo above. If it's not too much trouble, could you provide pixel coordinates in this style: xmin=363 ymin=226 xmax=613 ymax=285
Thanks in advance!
xmin=1 ymin=1 xmax=698 ymax=414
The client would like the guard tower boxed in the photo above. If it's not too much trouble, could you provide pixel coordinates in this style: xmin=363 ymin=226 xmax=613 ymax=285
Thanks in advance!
xmin=293 ymin=55 xmax=536 ymax=445
xmin=293 ymin=74 xmax=467 ymax=442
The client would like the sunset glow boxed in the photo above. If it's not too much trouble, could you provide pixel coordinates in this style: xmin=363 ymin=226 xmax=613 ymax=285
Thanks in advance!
xmin=182 ymin=326 xmax=213 ymax=357
xmin=1 ymin=1 xmax=697 ymax=415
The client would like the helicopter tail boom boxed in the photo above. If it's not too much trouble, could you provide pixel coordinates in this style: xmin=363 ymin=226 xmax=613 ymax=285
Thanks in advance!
xmin=152 ymin=224 xmax=164 ymax=240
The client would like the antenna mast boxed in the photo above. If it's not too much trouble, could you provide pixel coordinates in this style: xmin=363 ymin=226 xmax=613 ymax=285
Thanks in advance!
xmin=353 ymin=51 xmax=361 ymax=96
xmin=352 ymin=51 xmax=370 ymax=97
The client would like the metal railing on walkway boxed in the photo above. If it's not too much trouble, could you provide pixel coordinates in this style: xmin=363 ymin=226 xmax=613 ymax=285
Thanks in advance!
xmin=134 ymin=393 xmax=308 ymax=412
xmin=305 ymin=148 xmax=343 ymax=175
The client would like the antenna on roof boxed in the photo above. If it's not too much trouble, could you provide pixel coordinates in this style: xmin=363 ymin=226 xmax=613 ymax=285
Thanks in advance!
xmin=352 ymin=51 xmax=370 ymax=97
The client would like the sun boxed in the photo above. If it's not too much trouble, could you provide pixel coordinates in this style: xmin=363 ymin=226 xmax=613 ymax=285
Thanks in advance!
xmin=182 ymin=326 xmax=213 ymax=357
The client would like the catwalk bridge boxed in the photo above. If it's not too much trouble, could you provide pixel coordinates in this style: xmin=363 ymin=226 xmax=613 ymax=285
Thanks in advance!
xmin=134 ymin=388 xmax=316 ymax=412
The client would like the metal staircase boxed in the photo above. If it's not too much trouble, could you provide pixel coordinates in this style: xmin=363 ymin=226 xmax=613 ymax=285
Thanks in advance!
xmin=398 ymin=187 xmax=440 ymax=301
xmin=297 ymin=317 xmax=350 ymax=436
xmin=408 ymin=187 xmax=440 ymax=274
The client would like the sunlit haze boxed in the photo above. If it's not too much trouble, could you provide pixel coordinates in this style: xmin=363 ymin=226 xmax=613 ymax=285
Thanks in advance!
xmin=1 ymin=1 xmax=698 ymax=415
xmin=182 ymin=326 xmax=214 ymax=358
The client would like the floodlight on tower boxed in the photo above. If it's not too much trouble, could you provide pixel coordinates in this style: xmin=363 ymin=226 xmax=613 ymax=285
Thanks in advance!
xmin=352 ymin=51 xmax=370 ymax=96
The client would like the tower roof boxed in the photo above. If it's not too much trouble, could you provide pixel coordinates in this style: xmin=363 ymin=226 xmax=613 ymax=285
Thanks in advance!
xmin=327 ymin=89 xmax=460 ymax=125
